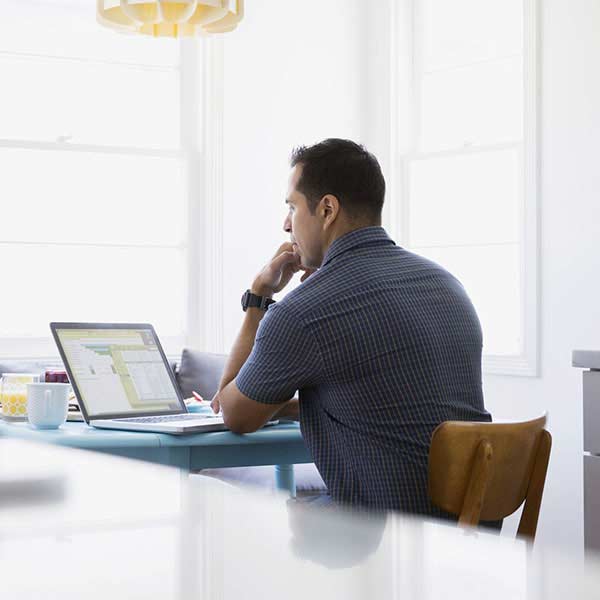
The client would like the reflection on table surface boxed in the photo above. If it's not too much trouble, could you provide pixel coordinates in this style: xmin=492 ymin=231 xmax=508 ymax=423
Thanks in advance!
xmin=0 ymin=438 xmax=598 ymax=600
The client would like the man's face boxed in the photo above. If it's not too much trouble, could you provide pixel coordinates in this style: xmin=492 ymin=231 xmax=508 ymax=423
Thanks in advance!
xmin=283 ymin=165 xmax=324 ymax=269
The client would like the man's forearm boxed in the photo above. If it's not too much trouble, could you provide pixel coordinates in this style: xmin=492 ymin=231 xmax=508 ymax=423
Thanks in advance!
xmin=210 ymin=243 xmax=308 ymax=419
xmin=218 ymin=244 xmax=304 ymax=393
xmin=218 ymin=308 xmax=265 ymax=392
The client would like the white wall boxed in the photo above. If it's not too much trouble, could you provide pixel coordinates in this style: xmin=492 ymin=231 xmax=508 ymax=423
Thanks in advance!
xmin=215 ymin=0 xmax=600 ymax=553
xmin=220 ymin=0 xmax=365 ymax=350
xmin=482 ymin=0 xmax=600 ymax=553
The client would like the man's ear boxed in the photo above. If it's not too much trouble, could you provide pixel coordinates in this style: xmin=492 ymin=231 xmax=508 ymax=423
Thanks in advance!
xmin=319 ymin=194 xmax=340 ymax=228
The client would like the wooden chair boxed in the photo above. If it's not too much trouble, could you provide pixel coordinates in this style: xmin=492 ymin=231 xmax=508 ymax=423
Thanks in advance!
xmin=428 ymin=414 xmax=552 ymax=541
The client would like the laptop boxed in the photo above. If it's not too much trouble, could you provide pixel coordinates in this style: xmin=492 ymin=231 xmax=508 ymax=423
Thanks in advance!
xmin=50 ymin=322 xmax=230 ymax=435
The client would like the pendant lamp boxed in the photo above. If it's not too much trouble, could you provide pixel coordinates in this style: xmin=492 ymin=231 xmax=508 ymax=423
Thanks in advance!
xmin=97 ymin=0 xmax=244 ymax=37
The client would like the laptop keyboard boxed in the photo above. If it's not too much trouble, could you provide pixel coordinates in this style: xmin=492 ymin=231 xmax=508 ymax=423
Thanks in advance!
xmin=118 ymin=414 xmax=219 ymax=424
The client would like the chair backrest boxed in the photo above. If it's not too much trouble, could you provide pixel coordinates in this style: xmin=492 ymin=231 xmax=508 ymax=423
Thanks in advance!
xmin=428 ymin=414 xmax=552 ymax=540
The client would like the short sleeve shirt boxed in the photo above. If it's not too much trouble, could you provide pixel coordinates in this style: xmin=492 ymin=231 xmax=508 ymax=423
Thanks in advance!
xmin=236 ymin=227 xmax=491 ymax=515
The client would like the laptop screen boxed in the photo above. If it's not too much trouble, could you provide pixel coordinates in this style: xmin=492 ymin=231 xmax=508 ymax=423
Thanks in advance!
xmin=52 ymin=324 xmax=184 ymax=420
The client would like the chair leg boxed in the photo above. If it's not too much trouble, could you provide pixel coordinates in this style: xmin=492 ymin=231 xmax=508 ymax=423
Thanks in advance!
xmin=458 ymin=439 xmax=494 ymax=528
xmin=517 ymin=430 xmax=552 ymax=541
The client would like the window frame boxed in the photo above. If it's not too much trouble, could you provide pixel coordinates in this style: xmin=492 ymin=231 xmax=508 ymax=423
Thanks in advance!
xmin=0 ymin=34 xmax=204 ymax=360
xmin=388 ymin=0 xmax=539 ymax=376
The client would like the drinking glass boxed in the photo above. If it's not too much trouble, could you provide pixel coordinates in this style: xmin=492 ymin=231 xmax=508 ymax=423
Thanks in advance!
xmin=0 ymin=373 xmax=41 ymax=421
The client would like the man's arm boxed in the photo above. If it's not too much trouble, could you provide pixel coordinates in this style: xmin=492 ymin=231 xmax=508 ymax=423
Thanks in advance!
xmin=216 ymin=381 xmax=299 ymax=433
xmin=211 ymin=242 xmax=307 ymax=433
xmin=218 ymin=307 xmax=265 ymax=393
xmin=213 ymin=307 xmax=287 ymax=433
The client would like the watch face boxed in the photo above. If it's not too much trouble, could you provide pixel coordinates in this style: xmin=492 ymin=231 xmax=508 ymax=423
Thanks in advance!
xmin=241 ymin=290 xmax=250 ymax=310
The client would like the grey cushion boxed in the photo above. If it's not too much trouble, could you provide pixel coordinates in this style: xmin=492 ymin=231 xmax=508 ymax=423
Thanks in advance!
xmin=176 ymin=349 xmax=227 ymax=400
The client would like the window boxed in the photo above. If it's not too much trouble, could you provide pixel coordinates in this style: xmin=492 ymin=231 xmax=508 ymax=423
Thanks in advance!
xmin=0 ymin=0 xmax=200 ymax=358
xmin=392 ymin=0 xmax=538 ymax=375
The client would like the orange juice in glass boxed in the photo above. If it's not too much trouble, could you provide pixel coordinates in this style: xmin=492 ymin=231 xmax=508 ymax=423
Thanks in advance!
xmin=0 ymin=373 xmax=40 ymax=421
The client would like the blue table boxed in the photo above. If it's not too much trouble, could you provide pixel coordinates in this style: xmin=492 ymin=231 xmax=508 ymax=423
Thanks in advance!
xmin=0 ymin=418 xmax=312 ymax=495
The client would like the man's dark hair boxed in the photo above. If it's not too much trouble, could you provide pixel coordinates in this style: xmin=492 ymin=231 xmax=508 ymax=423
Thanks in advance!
xmin=290 ymin=138 xmax=385 ymax=222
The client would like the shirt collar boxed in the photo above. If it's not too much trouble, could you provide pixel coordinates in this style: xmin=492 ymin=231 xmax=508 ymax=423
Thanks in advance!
xmin=320 ymin=226 xmax=396 ymax=268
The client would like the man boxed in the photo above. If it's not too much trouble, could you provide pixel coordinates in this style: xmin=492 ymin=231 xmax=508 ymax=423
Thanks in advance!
xmin=211 ymin=138 xmax=491 ymax=516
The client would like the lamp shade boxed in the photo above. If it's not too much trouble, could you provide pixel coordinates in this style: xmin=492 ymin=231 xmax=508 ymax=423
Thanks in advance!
xmin=97 ymin=0 xmax=243 ymax=37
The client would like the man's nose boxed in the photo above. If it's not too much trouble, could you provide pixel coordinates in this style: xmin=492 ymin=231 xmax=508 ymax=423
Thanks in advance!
xmin=283 ymin=215 xmax=291 ymax=233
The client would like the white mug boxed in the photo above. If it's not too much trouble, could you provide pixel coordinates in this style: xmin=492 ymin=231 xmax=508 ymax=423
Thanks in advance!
xmin=27 ymin=383 xmax=70 ymax=430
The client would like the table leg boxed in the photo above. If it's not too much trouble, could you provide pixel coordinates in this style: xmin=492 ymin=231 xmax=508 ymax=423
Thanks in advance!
xmin=166 ymin=447 xmax=192 ymax=472
xmin=274 ymin=464 xmax=296 ymax=497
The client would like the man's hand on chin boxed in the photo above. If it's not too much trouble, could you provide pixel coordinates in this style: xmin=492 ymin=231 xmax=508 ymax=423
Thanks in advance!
xmin=252 ymin=242 xmax=315 ymax=297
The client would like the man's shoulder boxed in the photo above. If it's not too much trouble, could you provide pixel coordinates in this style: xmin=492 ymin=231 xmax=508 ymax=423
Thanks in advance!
xmin=274 ymin=246 xmax=465 ymax=321
xmin=274 ymin=247 xmax=396 ymax=317
xmin=274 ymin=272 xmax=328 ymax=321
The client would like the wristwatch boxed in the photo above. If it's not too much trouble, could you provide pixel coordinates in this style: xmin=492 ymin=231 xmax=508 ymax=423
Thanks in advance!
xmin=241 ymin=289 xmax=276 ymax=312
